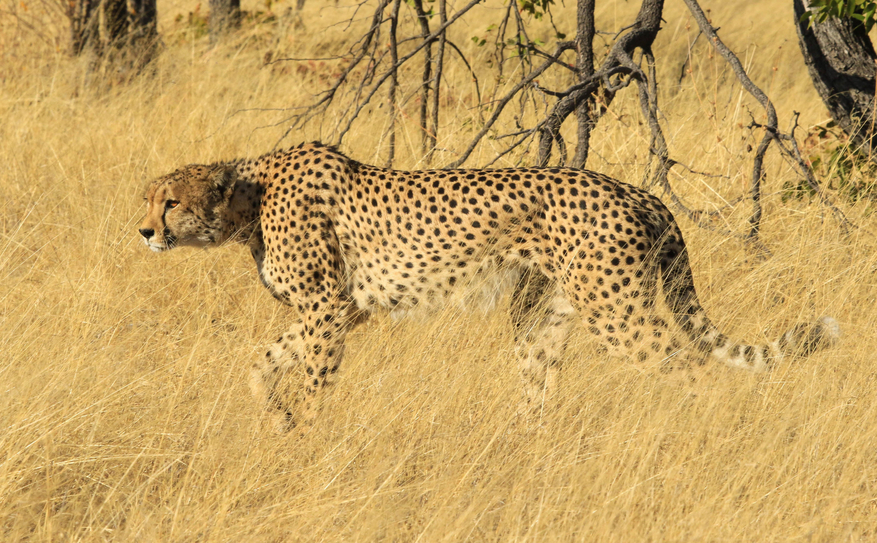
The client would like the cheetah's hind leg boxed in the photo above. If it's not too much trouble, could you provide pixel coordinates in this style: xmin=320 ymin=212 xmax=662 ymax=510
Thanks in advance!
xmin=510 ymin=268 xmax=575 ymax=417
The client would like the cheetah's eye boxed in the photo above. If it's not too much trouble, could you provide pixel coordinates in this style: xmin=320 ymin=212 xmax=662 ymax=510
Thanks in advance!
xmin=165 ymin=200 xmax=180 ymax=209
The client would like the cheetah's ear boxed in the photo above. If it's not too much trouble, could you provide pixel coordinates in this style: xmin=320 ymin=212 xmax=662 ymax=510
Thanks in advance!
xmin=208 ymin=164 xmax=237 ymax=198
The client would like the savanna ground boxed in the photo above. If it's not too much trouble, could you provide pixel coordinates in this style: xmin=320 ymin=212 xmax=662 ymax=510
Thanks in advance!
xmin=2 ymin=0 xmax=877 ymax=540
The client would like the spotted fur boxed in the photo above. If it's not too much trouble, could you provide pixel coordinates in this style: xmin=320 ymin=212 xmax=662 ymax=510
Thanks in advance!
xmin=140 ymin=142 xmax=840 ymax=432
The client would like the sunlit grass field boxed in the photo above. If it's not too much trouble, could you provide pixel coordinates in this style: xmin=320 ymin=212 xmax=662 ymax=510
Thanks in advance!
xmin=2 ymin=0 xmax=877 ymax=540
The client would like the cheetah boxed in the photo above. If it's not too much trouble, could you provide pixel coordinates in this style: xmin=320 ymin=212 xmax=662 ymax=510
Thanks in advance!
xmin=139 ymin=142 xmax=840 ymax=432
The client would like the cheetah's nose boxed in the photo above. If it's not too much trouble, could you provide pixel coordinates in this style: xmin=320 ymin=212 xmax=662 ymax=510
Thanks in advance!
xmin=139 ymin=228 xmax=155 ymax=239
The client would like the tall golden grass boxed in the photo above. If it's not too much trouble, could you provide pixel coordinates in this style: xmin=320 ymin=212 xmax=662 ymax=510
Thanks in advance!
xmin=1 ymin=0 xmax=875 ymax=540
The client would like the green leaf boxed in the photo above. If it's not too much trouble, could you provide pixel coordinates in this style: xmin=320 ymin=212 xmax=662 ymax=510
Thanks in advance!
xmin=806 ymin=0 xmax=877 ymax=29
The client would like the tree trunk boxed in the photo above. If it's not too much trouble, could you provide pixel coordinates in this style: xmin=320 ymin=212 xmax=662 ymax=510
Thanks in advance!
xmin=69 ymin=0 xmax=158 ymax=62
xmin=794 ymin=0 xmax=877 ymax=157
xmin=210 ymin=0 xmax=241 ymax=45
xmin=127 ymin=0 xmax=159 ymax=64
xmin=70 ymin=0 xmax=99 ymax=55
xmin=130 ymin=0 xmax=159 ymax=45
xmin=571 ymin=0 xmax=595 ymax=169
xmin=104 ymin=0 xmax=129 ymax=47
xmin=385 ymin=0 xmax=401 ymax=167
xmin=429 ymin=0 xmax=447 ymax=165
xmin=412 ymin=0 xmax=435 ymax=160
xmin=537 ymin=0 xmax=664 ymax=167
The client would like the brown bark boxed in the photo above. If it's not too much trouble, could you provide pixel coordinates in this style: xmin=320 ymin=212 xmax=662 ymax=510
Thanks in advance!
xmin=571 ymin=0 xmax=595 ymax=169
xmin=536 ymin=0 xmax=665 ymax=167
xmin=69 ymin=0 xmax=158 ymax=62
xmin=412 ymin=0 xmax=435 ymax=160
xmin=209 ymin=0 xmax=241 ymax=45
xmin=70 ymin=0 xmax=99 ymax=55
xmin=794 ymin=0 xmax=877 ymax=158
xmin=386 ymin=0 xmax=401 ymax=168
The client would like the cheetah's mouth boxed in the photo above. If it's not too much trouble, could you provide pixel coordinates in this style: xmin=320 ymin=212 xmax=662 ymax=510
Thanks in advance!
xmin=144 ymin=233 xmax=177 ymax=252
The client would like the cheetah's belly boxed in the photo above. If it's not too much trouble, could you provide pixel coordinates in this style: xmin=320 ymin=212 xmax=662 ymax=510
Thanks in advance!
xmin=347 ymin=251 xmax=524 ymax=319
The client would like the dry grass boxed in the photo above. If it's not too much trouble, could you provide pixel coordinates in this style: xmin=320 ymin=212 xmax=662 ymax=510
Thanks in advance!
xmin=2 ymin=0 xmax=877 ymax=540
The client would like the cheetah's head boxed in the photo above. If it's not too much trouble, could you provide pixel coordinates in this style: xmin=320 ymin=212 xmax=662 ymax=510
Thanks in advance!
xmin=139 ymin=164 xmax=237 ymax=252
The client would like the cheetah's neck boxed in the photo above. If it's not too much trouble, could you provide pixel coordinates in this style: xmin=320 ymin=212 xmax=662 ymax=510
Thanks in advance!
xmin=220 ymin=160 xmax=264 ymax=245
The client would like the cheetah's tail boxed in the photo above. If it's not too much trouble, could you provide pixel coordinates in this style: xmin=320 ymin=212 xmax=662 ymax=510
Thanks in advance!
xmin=693 ymin=314 xmax=840 ymax=371
xmin=658 ymin=241 xmax=840 ymax=371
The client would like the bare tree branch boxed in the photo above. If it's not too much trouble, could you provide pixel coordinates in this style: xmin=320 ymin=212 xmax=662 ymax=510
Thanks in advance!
xmin=749 ymin=113 xmax=861 ymax=236
xmin=444 ymin=40 xmax=482 ymax=118
xmin=332 ymin=0 xmax=484 ymax=147
xmin=443 ymin=41 xmax=576 ymax=169
xmin=274 ymin=0 xmax=389 ymax=147
xmin=537 ymin=0 xmax=665 ymax=167
xmin=681 ymin=0 xmax=775 ymax=242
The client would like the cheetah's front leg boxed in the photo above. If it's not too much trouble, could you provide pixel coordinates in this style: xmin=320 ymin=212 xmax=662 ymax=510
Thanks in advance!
xmin=250 ymin=301 xmax=363 ymax=434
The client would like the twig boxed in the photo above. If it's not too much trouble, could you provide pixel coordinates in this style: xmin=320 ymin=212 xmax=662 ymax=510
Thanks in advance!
xmin=263 ymin=54 xmax=351 ymax=65
xmin=333 ymin=0 xmax=484 ymax=147
xmin=664 ymin=157 xmax=730 ymax=180
xmin=536 ymin=0 xmax=665 ymax=167
xmin=443 ymin=41 xmax=576 ymax=169
xmin=273 ymin=0 xmax=389 ymax=147
xmin=274 ymin=0 xmax=482 ymax=149
xmin=444 ymin=40 xmax=482 ymax=120
xmin=678 ymin=29 xmax=702 ymax=84
xmin=483 ymin=129 xmax=541 ymax=168
xmin=749 ymin=112 xmax=862 ymax=236
xmin=682 ymin=0 xmax=775 ymax=242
